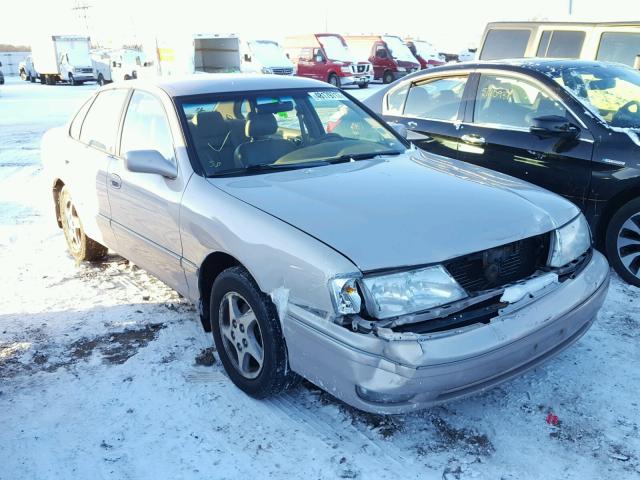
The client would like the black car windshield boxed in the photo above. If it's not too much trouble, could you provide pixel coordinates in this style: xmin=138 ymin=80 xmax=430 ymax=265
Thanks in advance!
xmin=544 ymin=64 xmax=640 ymax=129
xmin=178 ymin=89 xmax=407 ymax=176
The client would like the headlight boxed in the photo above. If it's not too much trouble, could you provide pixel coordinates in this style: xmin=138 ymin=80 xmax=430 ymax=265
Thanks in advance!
xmin=548 ymin=214 xmax=591 ymax=268
xmin=340 ymin=66 xmax=352 ymax=74
xmin=329 ymin=277 xmax=362 ymax=315
xmin=361 ymin=266 xmax=467 ymax=319
xmin=396 ymin=67 xmax=406 ymax=72
xmin=261 ymin=67 xmax=272 ymax=74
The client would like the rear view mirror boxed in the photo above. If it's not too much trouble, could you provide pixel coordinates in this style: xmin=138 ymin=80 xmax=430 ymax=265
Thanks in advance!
xmin=388 ymin=122 xmax=408 ymax=139
xmin=124 ymin=150 xmax=177 ymax=178
xmin=589 ymin=77 xmax=615 ymax=90
xmin=530 ymin=115 xmax=579 ymax=139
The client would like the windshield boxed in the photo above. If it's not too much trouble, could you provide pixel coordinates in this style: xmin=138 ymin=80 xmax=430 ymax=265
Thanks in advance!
xmin=382 ymin=36 xmax=417 ymax=63
xmin=179 ymin=89 xmax=407 ymax=176
xmin=545 ymin=64 xmax=640 ymax=129
xmin=248 ymin=41 xmax=290 ymax=66
xmin=318 ymin=35 xmax=355 ymax=62
xmin=413 ymin=41 xmax=438 ymax=59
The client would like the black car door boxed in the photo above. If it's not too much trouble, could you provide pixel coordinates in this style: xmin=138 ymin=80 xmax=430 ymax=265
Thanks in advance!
xmin=381 ymin=74 xmax=470 ymax=159
xmin=457 ymin=72 xmax=594 ymax=209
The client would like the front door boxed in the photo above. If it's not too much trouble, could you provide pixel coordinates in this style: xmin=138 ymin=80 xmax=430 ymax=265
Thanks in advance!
xmin=458 ymin=72 xmax=594 ymax=208
xmin=382 ymin=74 xmax=469 ymax=159
xmin=107 ymin=89 xmax=189 ymax=293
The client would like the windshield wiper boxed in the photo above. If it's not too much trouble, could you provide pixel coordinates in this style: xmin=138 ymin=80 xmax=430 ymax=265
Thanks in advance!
xmin=209 ymin=161 xmax=332 ymax=177
xmin=323 ymin=150 xmax=404 ymax=164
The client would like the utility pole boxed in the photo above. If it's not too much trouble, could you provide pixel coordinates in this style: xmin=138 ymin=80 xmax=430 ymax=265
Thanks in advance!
xmin=72 ymin=1 xmax=92 ymax=37
xmin=568 ymin=0 xmax=573 ymax=15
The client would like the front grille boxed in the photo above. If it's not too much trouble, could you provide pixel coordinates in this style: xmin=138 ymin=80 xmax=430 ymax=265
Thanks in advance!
xmin=357 ymin=65 xmax=366 ymax=73
xmin=445 ymin=233 xmax=550 ymax=292
xmin=79 ymin=68 xmax=93 ymax=73
xmin=272 ymin=67 xmax=294 ymax=75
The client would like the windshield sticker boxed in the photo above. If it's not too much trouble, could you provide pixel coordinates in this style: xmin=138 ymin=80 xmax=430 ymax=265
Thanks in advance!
xmin=309 ymin=91 xmax=347 ymax=102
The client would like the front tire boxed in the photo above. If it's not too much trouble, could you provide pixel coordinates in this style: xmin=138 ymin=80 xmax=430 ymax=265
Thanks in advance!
xmin=59 ymin=186 xmax=108 ymax=262
xmin=97 ymin=74 xmax=105 ymax=86
xmin=210 ymin=266 xmax=296 ymax=398
xmin=383 ymin=71 xmax=395 ymax=84
xmin=605 ymin=198 xmax=640 ymax=286
xmin=69 ymin=73 xmax=77 ymax=86
xmin=358 ymin=83 xmax=369 ymax=89
xmin=328 ymin=73 xmax=340 ymax=88
xmin=20 ymin=70 xmax=27 ymax=81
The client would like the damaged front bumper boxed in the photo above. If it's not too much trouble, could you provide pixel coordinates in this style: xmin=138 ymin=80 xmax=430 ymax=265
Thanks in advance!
xmin=283 ymin=250 xmax=610 ymax=414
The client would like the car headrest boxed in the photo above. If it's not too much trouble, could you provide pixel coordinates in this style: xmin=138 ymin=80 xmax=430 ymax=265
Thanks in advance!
xmin=192 ymin=111 xmax=230 ymax=137
xmin=245 ymin=112 xmax=278 ymax=138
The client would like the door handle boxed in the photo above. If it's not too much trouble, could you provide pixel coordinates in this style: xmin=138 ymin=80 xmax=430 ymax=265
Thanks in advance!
xmin=461 ymin=134 xmax=486 ymax=146
xmin=109 ymin=173 xmax=122 ymax=189
xmin=407 ymin=121 xmax=418 ymax=129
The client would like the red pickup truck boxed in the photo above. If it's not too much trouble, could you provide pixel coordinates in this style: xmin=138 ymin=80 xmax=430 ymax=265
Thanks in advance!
xmin=344 ymin=35 xmax=420 ymax=83
xmin=284 ymin=33 xmax=373 ymax=88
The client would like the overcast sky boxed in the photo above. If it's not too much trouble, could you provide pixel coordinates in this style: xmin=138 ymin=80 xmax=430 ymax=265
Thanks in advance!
xmin=2 ymin=0 xmax=636 ymax=52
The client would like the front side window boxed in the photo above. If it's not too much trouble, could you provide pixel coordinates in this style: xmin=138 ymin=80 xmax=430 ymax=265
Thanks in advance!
xmin=178 ymin=89 xmax=406 ymax=176
xmin=597 ymin=32 xmax=640 ymax=67
xmin=120 ymin=90 xmax=175 ymax=162
xmin=480 ymin=29 xmax=531 ymax=60
xmin=545 ymin=64 xmax=640 ymax=129
xmin=385 ymin=83 xmax=410 ymax=115
xmin=537 ymin=31 xmax=585 ymax=58
xmin=474 ymin=74 xmax=566 ymax=129
xmin=403 ymin=76 xmax=467 ymax=121
xmin=79 ymin=89 xmax=129 ymax=153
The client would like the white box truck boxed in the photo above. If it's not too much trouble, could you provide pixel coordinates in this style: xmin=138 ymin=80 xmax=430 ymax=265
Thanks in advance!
xmin=147 ymin=34 xmax=294 ymax=76
xmin=31 ymin=35 xmax=94 ymax=85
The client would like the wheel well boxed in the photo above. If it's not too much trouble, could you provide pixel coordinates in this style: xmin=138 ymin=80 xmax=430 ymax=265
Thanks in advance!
xmin=595 ymin=186 xmax=640 ymax=247
xmin=197 ymin=252 xmax=241 ymax=331
xmin=53 ymin=179 xmax=65 ymax=228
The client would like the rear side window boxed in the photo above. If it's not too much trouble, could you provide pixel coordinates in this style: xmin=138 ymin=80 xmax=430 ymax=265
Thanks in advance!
xmin=79 ymin=89 xmax=129 ymax=153
xmin=473 ymin=74 xmax=567 ymax=129
xmin=537 ymin=31 xmax=585 ymax=58
xmin=120 ymin=91 xmax=175 ymax=162
xmin=480 ymin=29 xmax=531 ymax=60
xmin=597 ymin=32 xmax=640 ymax=66
xmin=403 ymin=76 xmax=467 ymax=121
xmin=69 ymin=97 xmax=95 ymax=140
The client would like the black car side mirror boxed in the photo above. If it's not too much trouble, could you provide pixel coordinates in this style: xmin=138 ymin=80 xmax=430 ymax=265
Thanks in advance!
xmin=530 ymin=115 xmax=580 ymax=140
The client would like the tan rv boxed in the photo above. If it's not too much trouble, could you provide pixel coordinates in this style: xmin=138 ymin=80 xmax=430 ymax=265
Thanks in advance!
xmin=478 ymin=21 xmax=640 ymax=68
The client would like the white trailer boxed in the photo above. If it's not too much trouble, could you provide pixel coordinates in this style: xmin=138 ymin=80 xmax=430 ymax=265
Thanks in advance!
xmin=31 ymin=35 xmax=94 ymax=85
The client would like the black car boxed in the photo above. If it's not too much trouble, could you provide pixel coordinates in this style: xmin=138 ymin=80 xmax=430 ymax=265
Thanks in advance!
xmin=364 ymin=59 xmax=640 ymax=286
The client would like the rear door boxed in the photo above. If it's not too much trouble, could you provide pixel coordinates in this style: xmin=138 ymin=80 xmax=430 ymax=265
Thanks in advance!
xmin=382 ymin=74 xmax=470 ymax=159
xmin=67 ymin=88 xmax=129 ymax=247
xmin=107 ymin=89 xmax=189 ymax=292
xmin=457 ymin=71 xmax=593 ymax=208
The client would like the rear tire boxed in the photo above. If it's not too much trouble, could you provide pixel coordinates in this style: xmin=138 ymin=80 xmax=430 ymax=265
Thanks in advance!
xmin=69 ymin=73 xmax=77 ymax=86
xmin=30 ymin=74 xmax=36 ymax=83
xmin=97 ymin=74 xmax=105 ymax=86
xmin=20 ymin=70 xmax=27 ymax=81
xmin=328 ymin=73 xmax=340 ymax=88
xmin=605 ymin=198 xmax=640 ymax=287
xmin=210 ymin=266 xmax=297 ymax=398
xmin=59 ymin=186 xmax=108 ymax=262
xmin=383 ymin=71 xmax=395 ymax=84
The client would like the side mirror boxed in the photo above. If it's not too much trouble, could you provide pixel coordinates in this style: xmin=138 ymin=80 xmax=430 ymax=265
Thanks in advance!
xmin=244 ymin=53 xmax=252 ymax=62
xmin=112 ymin=61 xmax=117 ymax=67
xmin=388 ymin=122 xmax=408 ymax=139
xmin=315 ymin=54 xmax=325 ymax=63
xmin=124 ymin=150 xmax=177 ymax=178
xmin=0 ymin=61 xmax=3 ymax=67
xmin=530 ymin=115 xmax=580 ymax=139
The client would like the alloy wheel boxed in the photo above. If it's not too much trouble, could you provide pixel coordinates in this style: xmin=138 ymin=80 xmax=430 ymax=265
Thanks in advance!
xmin=218 ymin=292 xmax=264 ymax=379
xmin=63 ymin=198 xmax=82 ymax=252
xmin=616 ymin=212 xmax=640 ymax=279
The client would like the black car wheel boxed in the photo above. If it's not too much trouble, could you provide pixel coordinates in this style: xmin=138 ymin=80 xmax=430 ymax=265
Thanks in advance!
xmin=59 ymin=186 xmax=108 ymax=262
xmin=606 ymin=198 xmax=640 ymax=286
xmin=210 ymin=266 xmax=297 ymax=398
xmin=383 ymin=71 xmax=395 ymax=84
xmin=328 ymin=74 xmax=340 ymax=88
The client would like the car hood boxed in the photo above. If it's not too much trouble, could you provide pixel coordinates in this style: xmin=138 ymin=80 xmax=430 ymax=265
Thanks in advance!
xmin=209 ymin=150 xmax=579 ymax=272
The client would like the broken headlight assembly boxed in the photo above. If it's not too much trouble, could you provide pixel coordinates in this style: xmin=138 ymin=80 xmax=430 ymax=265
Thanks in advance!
xmin=548 ymin=214 xmax=591 ymax=268
xmin=330 ymin=266 xmax=468 ymax=320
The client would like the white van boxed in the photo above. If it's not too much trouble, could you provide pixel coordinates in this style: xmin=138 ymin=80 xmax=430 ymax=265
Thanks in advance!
xmin=478 ymin=21 xmax=640 ymax=68
xmin=31 ymin=35 xmax=95 ymax=85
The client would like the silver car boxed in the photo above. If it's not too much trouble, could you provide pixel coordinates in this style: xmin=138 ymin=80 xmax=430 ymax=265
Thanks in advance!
xmin=42 ymin=75 xmax=610 ymax=413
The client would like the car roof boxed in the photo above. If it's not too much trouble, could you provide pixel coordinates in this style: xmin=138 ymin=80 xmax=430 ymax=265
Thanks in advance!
xmin=121 ymin=74 xmax=330 ymax=97
xmin=429 ymin=58 xmax=626 ymax=71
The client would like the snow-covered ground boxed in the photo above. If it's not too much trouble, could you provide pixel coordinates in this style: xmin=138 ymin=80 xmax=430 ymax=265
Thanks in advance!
xmin=1 ymin=76 xmax=639 ymax=480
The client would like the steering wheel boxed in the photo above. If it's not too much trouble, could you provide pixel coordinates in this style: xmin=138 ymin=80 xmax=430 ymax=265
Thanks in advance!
xmin=612 ymin=100 xmax=640 ymax=128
